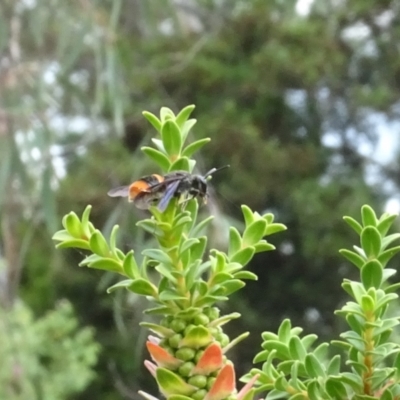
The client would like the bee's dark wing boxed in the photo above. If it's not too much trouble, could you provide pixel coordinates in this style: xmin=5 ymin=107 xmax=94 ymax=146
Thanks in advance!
xmin=158 ymin=180 xmax=180 ymax=212
xmin=107 ymin=186 xmax=130 ymax=197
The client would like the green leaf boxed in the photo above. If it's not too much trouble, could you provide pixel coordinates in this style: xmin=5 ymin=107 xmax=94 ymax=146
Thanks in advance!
xmin=167 ymin=395 xmax=194 ymax=400
xmin=208 ymin=312 xmax=241 ymax=327
xmin=262 ymin=340 xmax=290 ymax=360
xmin=210 ymin=272 xmax=233 ymax=285
xmin=155 ymin=265 xmax=178 ymax=283
xmin=343 ymin=216 xmax=362 ymax=235
xmin=326 ymin=355 xmax=341 ymax=375
xmin=160 ymin=107 xmax=175 ymax=121
xmin=362 ymin=205 xmax=378 ymax=227
xmin=158 ymin=290 xmax=187 ymax=302
xmin=378 ymin=246 xmax=400 ymax=267
xmin=375 ymin=292 xmax=398 ymax=312
xmin=313 ymin=342 xmax=329 ymax=361
xmin=339 ymin=372 xmax=363 ymax=391
xmin=109 ymin=225 xmax=120 ymax=254
xmin=191 ymin=216 xmax=214 ymax=237
xmin=278 ymin=319 xmax=291 ymax=344
xmin=301 ymin=334 xmax=318 ymax=350
xmin=307 ymin=380 xmax=322 ymax=400
xmin=129 ymin=278 xmax=158 ymax=297
xmin=143 ymin=111 xmax=162 ymax=132
xmin=346 ymin=314 xmax=364 ymax=335
xmin=182 ymin=138 xmax=211 ymax=158
xmin=304 ymin=353 xmax=325 ymax=378
xmin=189 ymin=237 xmax=207 ymax=262
xmin=325 ymin=377 xmax=348 ymax=399
xmin=63 ymin=212 xmax=83 ymax=238
xmin=139 ymin=322 xmax=175 ymax=337
xmin=142 ymin=249 xmax=173 ymax=265
xmin=275 ymin=376 xmax=289 ymax=392
xmin=228 ymin=227 xmax=242 ymax=257
xmin=288 ymin=336 xmax=306 ymax=361
xmin=340 ymin=331 xmax=365 ymax=352
xmin=372 ymin=318 xmax=400 ymax=338
xmin=243 ymin=219 xmax=268 ymax=246
xmin=141 ymin=147 xmax=171 ymax=170
xmin=176 ymin=104 xmax=195 ymax=128
xmin=381 ymin=389 xmax=394 ymax=400
xmin=144 ymin=306 xmax=172 ymax=315
xmin=179 ymin=326 xmax=213 ymax=349
xmin=123 ymin=251 xmax=139 ymax=279
xmin=89 ymin=230 xmax=110 ymax=256
xmin=151 ymin=138 xmax=166 ymax=152
xmin=107 ymin=279 xmax=134 ymax=293
xmin=377 ymin=213 xmax=398 ymax=236
xmin=234 ymin=271 xmax=258 ymax=280
xmin=254 ymin=240 xmax=275 ymax=253
xmin=339 ymin=249 xmax=365 ymax=269
xmin=221 ymin=279 xmax=246 ymax=295
xmin=230 ymin=247 xmax=255 ymax=266
xmin=170 ymin=157 xmax=190 ymax=172
xmin=264 ymin=223 xmax=287 ymax=236
xmin=179 ymin=238 xmax=200 ymax=256
xmin=241 ymin=205 xmax=255 ymax=226
xmin=54 ymin=237 xmax=91 ymax=251
xmin=381 ymin=233 xmax=400 ymax=250
xmin=386 ymin=282 xmax=400 ymax=293
xmin=361 ymin=260 xmax=383 ymax=289
xmin=360 ymin=226 xmax=381 ymax=258
xmin=266 ymin=389 xmax=288 ymax=400
xmin=181 ymin=119 xmax=197 ymax=143
xmin=161 ymin=120 xmax=182 ymax=156
xmin=360 ymin=295 xmax=375 ymax=312
xmin=212 ymin=251 xmax=227 ymax=273
xmin=156 ymin=368 xmax=196 ymax=396
xmin=84 ymin=257 xmax=122 ymax=273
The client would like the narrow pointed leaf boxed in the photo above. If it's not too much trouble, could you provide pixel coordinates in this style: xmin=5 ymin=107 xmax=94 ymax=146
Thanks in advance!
xmin=142 ymin=147 xmax=171 ymax=170
xmin=182 ymin=138 xmax=211 ymax=158
xmin=129 ymin=278 xmax=158 ymax=297
xmin=143 ymin=111 xmax=162 ymax=132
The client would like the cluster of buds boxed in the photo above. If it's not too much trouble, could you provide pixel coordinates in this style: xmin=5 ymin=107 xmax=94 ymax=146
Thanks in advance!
xmin=141 ymin=309 xmax=259 ymax=400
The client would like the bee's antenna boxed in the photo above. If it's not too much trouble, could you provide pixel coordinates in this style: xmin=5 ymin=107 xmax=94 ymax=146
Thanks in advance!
xmin=204 ymin=165 xmax=230 ymax=179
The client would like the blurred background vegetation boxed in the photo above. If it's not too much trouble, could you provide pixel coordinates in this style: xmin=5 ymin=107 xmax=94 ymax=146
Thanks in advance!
xmin=1 ymin=0 xmax=400 ymax=399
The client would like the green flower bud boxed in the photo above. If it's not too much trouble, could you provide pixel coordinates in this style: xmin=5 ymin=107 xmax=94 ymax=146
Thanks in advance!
xmin=207 ymin=307 xmax=220 ymax=321
xmin=170 ymin=318 xmax=187 ymax=333
xmin=219 ymin=333 xmax=230 ymax=347
xmin=168 ymin=333 xmax=183 ymax=349
xmin=192 ymin=389 xmax=208 ymax=400
xmin=207 ymin=377 xmax=216 ymax=390
xmin=194 ymin=350 xmax=204 ymax=363
xmin=175 ymin=347 xmax=196 ymax=361
xmin=178 ymin=361 xmax=195 ymax=377
xmin=193 ymin=313 xmax=210 ymax=326
xmin=184 ymin=324 xmax=196 ymax=335
xmin=209 ymin=326 xmax=221 ymax=337
xmin=188 ymin=375 xmax=207 ymax=389
xmin=160 ymin=317 xmax=171 ymax=328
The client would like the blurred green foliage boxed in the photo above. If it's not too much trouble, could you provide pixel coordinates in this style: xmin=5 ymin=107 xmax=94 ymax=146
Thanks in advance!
xmin=0 ymin=300 xmax=99 ymax=400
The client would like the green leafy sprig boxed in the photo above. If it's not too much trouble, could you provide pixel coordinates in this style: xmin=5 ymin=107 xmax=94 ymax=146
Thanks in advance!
xmin=53 ymin=105 xmax=286 ymax=400
xmin=246 ymin=205 xmax=400 ymax=400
